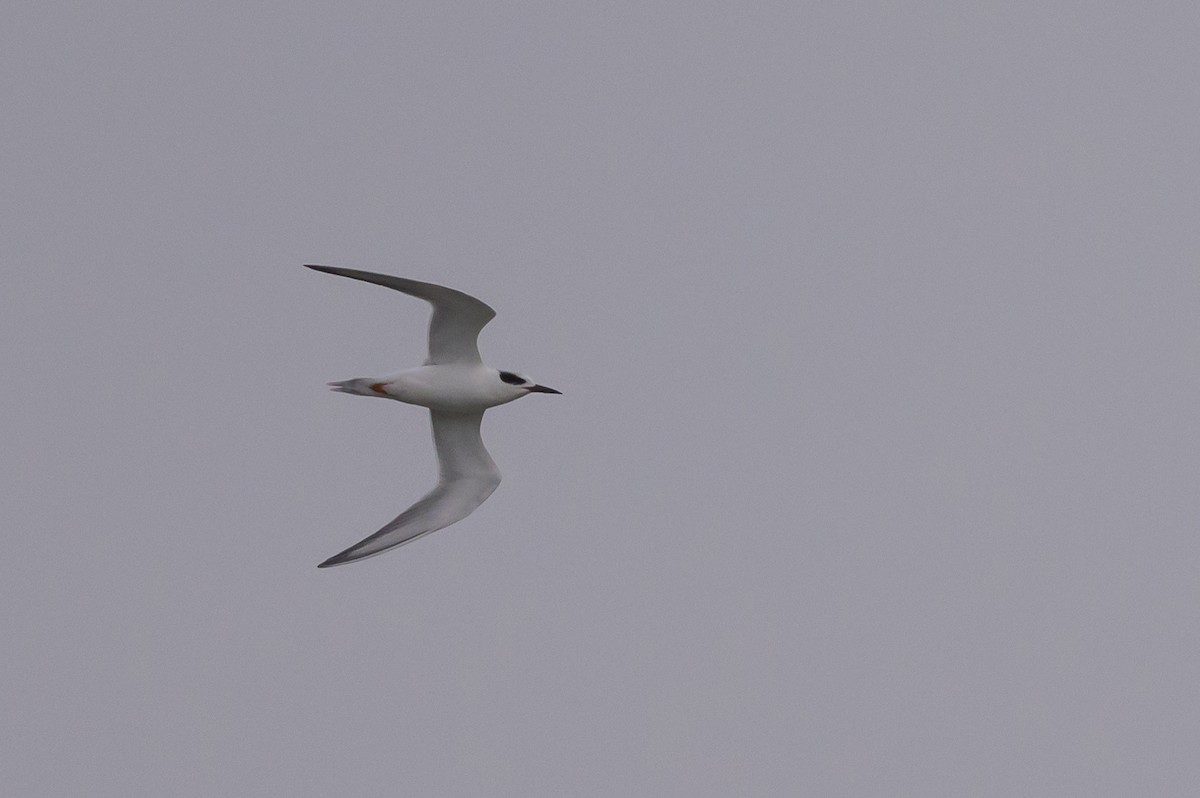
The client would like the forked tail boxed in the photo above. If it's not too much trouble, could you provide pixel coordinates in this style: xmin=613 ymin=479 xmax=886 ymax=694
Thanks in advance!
xmin=327 ymin=378 xmax=390 ymax=397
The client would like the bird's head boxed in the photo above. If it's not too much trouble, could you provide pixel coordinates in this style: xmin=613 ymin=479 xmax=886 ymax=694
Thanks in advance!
xmin=498 ymin=369 xmax=561 ymax=398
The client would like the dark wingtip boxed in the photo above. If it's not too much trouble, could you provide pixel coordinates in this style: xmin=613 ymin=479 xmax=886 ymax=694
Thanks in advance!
xmin=318 ymin=539 xmax=368 ymax=568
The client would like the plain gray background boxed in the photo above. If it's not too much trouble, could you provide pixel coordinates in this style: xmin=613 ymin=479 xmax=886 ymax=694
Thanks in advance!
xmin=3 ymin=3 xmax=1198 ymax=795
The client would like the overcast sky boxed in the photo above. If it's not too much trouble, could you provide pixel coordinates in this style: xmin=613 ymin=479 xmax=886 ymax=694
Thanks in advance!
xmin=3 ymin=3 xmax=1199 ymax=796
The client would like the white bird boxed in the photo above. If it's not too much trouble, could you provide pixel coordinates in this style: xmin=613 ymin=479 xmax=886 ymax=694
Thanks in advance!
xmin=305 ymin=265 xmax=560 ymax=568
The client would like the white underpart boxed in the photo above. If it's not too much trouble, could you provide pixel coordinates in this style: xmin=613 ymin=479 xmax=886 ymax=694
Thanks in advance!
xmin=331 ymin=364 xmax=525 ymax=412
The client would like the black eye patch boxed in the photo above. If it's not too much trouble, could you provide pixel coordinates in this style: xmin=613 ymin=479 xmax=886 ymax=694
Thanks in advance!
xmin=499 ymin=371 xmax=525 ymax=385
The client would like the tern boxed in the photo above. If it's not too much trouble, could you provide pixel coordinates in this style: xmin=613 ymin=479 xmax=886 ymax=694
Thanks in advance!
xmin=305 ymin=265 xmax=560 ymax=568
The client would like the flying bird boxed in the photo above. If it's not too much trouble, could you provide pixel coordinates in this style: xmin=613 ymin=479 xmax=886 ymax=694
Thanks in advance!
xmin=305 ymin=265 xmax=561 ymax=567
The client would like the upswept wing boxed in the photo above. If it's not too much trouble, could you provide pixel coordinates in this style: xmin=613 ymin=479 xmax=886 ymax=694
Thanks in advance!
xmin=305 ymin=265 xmax=496 ymax=364
xmin=317 ymin=411 xmax=501 ymax=567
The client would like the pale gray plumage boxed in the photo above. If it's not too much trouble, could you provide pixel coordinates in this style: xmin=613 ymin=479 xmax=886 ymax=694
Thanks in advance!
xmin=305 ymin=265 xmax=496 ymax=364
xmin=316 ymin=410 xmax=501 ymax=567
xmin=305 ymin=265 xmax=559 ymax=568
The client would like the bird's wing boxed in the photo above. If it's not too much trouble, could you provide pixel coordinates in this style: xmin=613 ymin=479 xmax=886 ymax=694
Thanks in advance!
xmin=305 ymin=265 xmax=496 ymax=364
xmin=317 ymin=410 xmax=501 ymax=567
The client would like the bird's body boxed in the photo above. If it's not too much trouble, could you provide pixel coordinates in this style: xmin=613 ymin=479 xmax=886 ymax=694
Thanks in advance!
xmin=330 ymin=364 xmax=529 ymax=412
xmin=305 ymin=264 xmax=560 ymax=568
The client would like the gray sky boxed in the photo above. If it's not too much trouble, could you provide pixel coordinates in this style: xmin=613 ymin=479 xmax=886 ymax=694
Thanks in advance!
xmin=3 ymin=3 xmax=1198 ymax=795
